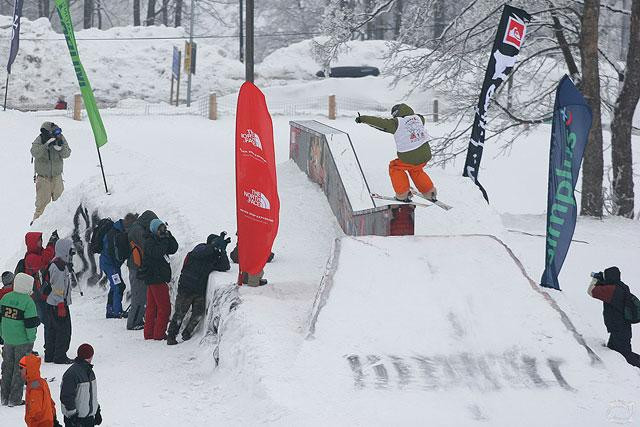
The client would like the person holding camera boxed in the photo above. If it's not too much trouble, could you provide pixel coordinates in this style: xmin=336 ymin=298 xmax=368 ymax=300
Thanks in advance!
xmin=588 ymin=266 xmax=640 ymax=368
xmin=142 ymin=219 xmax=178 ymax=341
xmin=167 ymin=233 xmax=231 ymax=345
xmin=30 ymin=122 xmax=71 ymax=223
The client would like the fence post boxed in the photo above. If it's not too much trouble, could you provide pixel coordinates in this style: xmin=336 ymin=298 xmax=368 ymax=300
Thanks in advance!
xmin=433 ymin=99 xmax=439 ymax=122
xmin=73 ymin=94 xmax=82 ymax=121
xmin=328 ymin=94 xmax=336 ymax=120
xmin=209 ymin=93 xmax=218 ymax=120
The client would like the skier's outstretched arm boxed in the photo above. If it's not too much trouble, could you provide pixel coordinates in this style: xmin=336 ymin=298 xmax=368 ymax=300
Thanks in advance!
xmin=355 ymin=115 xmax=397 ymax=134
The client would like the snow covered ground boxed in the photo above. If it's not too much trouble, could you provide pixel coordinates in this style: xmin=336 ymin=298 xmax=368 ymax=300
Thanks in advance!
xmin=0 ymin=89 xmax=639 ymax=424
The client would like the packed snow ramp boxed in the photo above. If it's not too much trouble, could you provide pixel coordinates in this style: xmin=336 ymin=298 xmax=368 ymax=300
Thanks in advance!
xmin=275 ymin=235 xmax=637 ymax=426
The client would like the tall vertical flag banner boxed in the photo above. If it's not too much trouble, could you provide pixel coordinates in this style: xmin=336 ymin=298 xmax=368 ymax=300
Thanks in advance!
xmin=540 ymin=76 xmax=592 ymax=290
xmin=462 ymin=5 xmax=531 ymax=201
xmin=55 ymin=0 xmax=107 ymax=148
xmin=6 ymin=0 xmax=23 ymax=74
xmin=3 ymin=0 xmax=23 ymax=111
xmin=235 ymin=82 xmax=280 ymax=278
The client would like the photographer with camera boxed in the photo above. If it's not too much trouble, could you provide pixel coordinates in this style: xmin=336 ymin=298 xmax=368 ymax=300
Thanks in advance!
xmin=167 ymin=232 xmax=231 ymax=345
xmin=30 ymin=122 xmax=71 ymax=223
xmin=588 ymin=267 xmax=640 ymax=368
xmin=142 ymin=219 xmax=178 ymax=341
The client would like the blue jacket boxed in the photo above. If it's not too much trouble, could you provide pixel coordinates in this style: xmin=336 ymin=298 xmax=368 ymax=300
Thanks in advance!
xmin=99 ymin=220 xmax=128 ymax=271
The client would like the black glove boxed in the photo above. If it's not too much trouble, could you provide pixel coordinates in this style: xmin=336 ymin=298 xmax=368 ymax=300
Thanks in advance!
xmin=355 ymin=116 xmax=362 ymax=123
xmin=56 ymin=138 xmax=64 ymax=146
xmin=212 ymin=234 xmax=231 ymax=252
xmin=95 ymin=406 xmax=103 ymax=425
xmin=48 ymin=230 xmax=59 ymax=246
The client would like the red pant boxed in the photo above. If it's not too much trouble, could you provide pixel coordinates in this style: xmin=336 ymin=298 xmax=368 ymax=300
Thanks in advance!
xmin=144 ymin=283 xmax=170 ymax=340
xmin=388 ymin=159 xmax=434 ymax=195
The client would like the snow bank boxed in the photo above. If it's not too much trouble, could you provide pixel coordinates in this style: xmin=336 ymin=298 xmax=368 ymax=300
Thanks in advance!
xmin=0 ymin=16 xmax=244 ymax=107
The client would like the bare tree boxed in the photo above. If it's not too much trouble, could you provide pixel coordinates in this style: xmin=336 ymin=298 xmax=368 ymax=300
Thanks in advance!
xmin=610 ymin=0 xmax=639 ymax=218
xmin=393 ymin=0 xmax=403 ymax=37
xmin=580 ymin=0 xmax=605 ymax=217
xmin=433 ymin=0 xmax=445 ymax=39
xmin=146 ymin=0 xmax=156 ymax=25
xmin=162 ymin=0 xmax=169 ymax=25
xmin=175 ymin=0 xmax=183 ymax=26
xmin=84 ymin=0 xmax=94 ymax=28
xmin=134 ymin=0 xmax=141 ymax=26
xmin=38 ymin=0 xmax=50 ymax=18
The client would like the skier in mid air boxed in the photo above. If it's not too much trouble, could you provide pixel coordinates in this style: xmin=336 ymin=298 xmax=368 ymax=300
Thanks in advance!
xmin=355 ymin=104 xmax=436 ymax=202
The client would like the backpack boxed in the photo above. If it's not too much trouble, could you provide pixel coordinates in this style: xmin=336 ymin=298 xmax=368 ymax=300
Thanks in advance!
xmin=14 ymin=258 xmax=25 ymax=274
xmin=624 ymin=293 xmax=640 ymax=324
xmin=90 ymin=218 xmax=114 ymax=254
xmin=130 ymin=241 xmax=144 ymax=268
xmin=40 ymin=267 xmax=53 ymax=298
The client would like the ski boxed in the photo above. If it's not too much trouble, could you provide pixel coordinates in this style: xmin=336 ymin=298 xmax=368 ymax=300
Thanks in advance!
xmin=371 ymin=193 xmax=433 ymax=208
xmin=410 ymin=188 xmax=452 ymax=210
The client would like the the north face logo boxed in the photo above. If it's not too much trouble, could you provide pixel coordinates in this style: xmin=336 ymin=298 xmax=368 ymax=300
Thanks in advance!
xmin=244 ymin=189 xmax=270 ymax=210
xmin=241 ymin=129 xmax=262 ymax=150
xmin=503 ymin=16 xmax=526 ymax=49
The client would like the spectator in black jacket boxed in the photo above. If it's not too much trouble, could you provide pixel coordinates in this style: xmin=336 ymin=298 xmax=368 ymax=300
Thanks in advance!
xmin=142 ymin=219 xmax=178 ymax=341
xmin=588 ymin=266 xmax=640 ymax=368
xmin=61 ymin=343 xmax=102 ymax=426
xmin=167 ymin=233 xmax=231 ymax=345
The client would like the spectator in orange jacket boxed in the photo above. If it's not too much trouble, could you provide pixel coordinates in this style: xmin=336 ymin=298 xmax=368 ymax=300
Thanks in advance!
xmin=19 ymin=353 xmax=61 ymax=427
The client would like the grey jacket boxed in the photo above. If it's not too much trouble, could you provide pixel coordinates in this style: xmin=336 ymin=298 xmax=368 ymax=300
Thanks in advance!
xmin=30 ymin=121 xmax=71 ymax=178
xmin=47 ymin=238 xmax=74 ymax=307
xmin=61 ymin=359 xmax=99 ymax=419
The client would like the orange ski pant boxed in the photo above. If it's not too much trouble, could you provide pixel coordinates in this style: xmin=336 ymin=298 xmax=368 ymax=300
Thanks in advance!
xmin=388 ymin=159 xmax=434 ymax=195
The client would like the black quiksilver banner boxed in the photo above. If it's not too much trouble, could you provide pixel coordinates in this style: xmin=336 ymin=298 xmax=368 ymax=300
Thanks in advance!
xmin=540 ymin=76 xmax=592 ymax=290
xmin=462 ymin=4 xmax=530 ymax=201
xmin=6 ymin=0 xmax=24 ymax=74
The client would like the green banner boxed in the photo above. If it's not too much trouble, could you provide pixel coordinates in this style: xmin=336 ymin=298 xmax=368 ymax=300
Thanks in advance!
xmin=55 ymin=0 xmax=107 ymax=147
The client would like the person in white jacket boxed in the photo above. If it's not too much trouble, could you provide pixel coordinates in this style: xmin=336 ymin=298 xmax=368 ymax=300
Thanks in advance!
xmin=45 ymin=238 xmax=75 ymax=364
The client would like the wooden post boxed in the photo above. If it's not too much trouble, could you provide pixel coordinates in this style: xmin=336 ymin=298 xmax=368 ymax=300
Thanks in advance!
xmin=73 ymin=94 xmax=82 ymax=121
xmin=433 ymin=99 xmax=439 ymax=122
xmin=328 ymin=94 xmax=336 ymax=120
xmin=209 ymin=93 xmax=217 ymax=120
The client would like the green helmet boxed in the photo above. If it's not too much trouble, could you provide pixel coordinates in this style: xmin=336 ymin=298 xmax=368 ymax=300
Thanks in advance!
xmin=391 ymin=103 xmax=415 ymax=118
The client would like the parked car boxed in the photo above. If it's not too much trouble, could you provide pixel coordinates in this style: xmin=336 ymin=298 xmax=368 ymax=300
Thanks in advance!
xmin=316 ymin=66 xmax=380 ymax=78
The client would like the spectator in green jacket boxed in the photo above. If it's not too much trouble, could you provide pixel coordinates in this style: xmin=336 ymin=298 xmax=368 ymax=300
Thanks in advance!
xmin=0 ymin=273 xmax=40 ymax=407
xmin=30 ymin=122 xmax=71 ymax=223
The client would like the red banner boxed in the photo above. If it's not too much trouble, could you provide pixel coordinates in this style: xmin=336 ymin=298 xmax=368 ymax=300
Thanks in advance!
xmin=235 ymin=82 xmax=280 ymax=277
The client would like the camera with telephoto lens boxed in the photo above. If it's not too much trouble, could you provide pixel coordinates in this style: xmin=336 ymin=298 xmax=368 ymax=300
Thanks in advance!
xmin=591 ymin=271 xmax=605 ymax=282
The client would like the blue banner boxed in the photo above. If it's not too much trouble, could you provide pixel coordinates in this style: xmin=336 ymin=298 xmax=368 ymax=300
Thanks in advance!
xmin=6 ymin=0 xmax=24 ymax=74
xmin=541 ymin=75 xmax=592 ymax=290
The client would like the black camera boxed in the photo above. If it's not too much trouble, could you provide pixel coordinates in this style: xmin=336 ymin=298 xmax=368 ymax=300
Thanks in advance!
xmin=590 ymin=271 xmax=604 ymax=282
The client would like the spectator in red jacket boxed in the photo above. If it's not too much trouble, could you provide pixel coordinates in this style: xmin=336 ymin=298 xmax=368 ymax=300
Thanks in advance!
xmin=54 ymin=96 xmax=67 ymax=110
xmin=23 ymin=231 xmax=58 ymax=324
xmin=588 ymin=266 xmax=640 ymax=368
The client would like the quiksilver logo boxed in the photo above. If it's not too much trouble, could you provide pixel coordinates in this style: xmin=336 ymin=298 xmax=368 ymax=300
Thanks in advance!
xmin=244 ymin=189 xmax=270 ymax=210
xmin=241 ymin=129 xmax=262 ymax=150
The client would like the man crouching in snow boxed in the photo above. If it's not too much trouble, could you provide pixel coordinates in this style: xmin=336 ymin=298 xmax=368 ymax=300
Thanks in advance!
xmin=588 ymin=267 xmax=640 ymax=368
xmin=355 ymin=104 xmax=436 ymax=202
xmin=167 ymin=233 xmax=231 ymax=345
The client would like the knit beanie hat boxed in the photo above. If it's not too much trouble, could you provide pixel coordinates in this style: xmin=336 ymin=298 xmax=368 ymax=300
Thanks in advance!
xmin=1 ymin=271 xmax=14 ymax=286
xmin=604 ymin=266 xmax=621 ymax=282
xmin=77 ymin=343 xmax=94 ymax=360
xmin=13 ymin=273 xmax=34 ymax=295
xmin=150 ymin=218 xmax=165 ymax=234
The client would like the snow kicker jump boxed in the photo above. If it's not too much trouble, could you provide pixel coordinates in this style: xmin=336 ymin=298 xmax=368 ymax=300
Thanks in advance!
xmin=279 ymin=235 xmax=637 ymax=425
xmin=290 ymin=120 xmax=415 ymax=236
